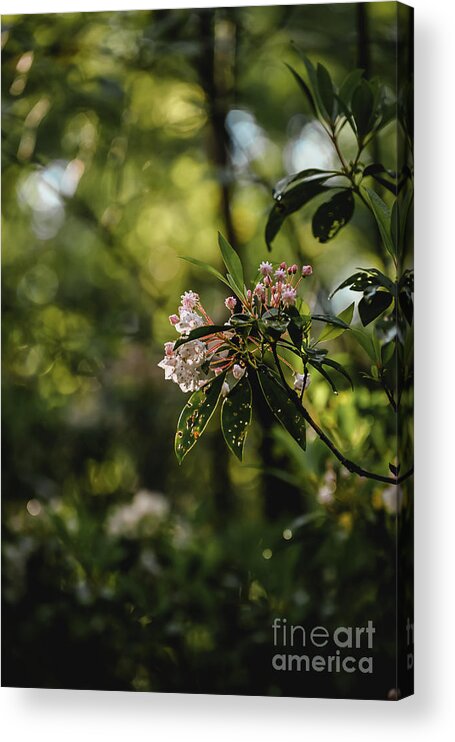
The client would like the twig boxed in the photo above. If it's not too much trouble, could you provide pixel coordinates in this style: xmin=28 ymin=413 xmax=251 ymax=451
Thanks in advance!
xmin=271 ymin=345 xmax=412 ymax=486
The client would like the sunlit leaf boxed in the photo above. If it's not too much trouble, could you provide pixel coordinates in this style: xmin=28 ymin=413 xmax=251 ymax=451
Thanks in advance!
xmin=317 ymin=302 xmax=354 ymax=342
xmin=180 ymin=256 xmax=232 ymax=289
xmin=175 ymin=372 xmax=226 ymax=463
xmin=218 ymin=233 xmax=244 ymax=297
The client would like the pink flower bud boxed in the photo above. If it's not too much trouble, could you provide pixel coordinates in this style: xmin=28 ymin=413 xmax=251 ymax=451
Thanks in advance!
xmin=290 ymin=264 xmax=298 ymax=274
xmin=169 ymin=314 xmax=179 ymax=325
xmin=224 ymin=296 xmax=237 ymax=311
xmin=253 ymin=283 xmax=266 ymax=301
xmin=302 ymin=265 xmax=313 ymax=277
xmin=246 ymin=289 xmax=253 ymax=302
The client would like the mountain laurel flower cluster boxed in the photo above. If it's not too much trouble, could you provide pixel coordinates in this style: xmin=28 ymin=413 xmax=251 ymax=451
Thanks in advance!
xmin=157 ymin=233 xmax=325 ymax=464
xmin=157 ymin=233 xmax=412 ymax=486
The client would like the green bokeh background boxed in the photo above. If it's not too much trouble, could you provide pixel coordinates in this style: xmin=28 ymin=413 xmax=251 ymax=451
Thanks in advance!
xmin=2 ymin=3 xmax=413 ymax=698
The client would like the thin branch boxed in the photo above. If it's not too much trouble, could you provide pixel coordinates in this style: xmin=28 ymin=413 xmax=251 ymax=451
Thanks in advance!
xmin=271 ymin=345 xmax=413 ymax=486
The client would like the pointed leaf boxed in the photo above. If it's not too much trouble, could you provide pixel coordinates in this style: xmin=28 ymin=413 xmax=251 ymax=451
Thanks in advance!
xmin=317 ymin=302 xmax=354 ymax=342
xmin=300 ymin=54 xmax=328 ymax=123
xmin=338 ymin=69 xmax=364 ymax=106
xmin=285 ymin=63 xmax=316 ymax=115
xmin=321 ymin=357 xmax=354 ymax=388
xmin=221 ymin=375 xmax=252 ymax=460
xmin=218 ymin=233 xmax=244 ymax=296
xmin=309 ymin=360 xmax=338 ymax=393
xmin=175 ymin=372 xmax=226 ymax=463
xmin=351 ymin=327 xmax=376 ymax=361
xmin=351 ymin=80 xmax=374 ymax=137
xmin=180 ymin=256 xmax=231 ymax=289
xmin=363 ymin=187 xmax=395 ymax=259
xmin=316 ymin=63 xmax=334 ymax=120
xmin=273 ymin=168 xmax=335 ymax=199
xmin=258 ymin=366 xmax=306 ymax=450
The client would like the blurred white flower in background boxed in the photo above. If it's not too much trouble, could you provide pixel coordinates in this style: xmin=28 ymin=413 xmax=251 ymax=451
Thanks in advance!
xmin=284 ymin=120 xmax=338 ymax=173
xmin=18 ymin=158 xmax=85 ymax=239
xmin=106 ymin=489 xmax=169 ymax=538
xmin=317 ymin=467 xmax=337 ymax=506
xmin=382 ymin=485 xmax=404 ymax=515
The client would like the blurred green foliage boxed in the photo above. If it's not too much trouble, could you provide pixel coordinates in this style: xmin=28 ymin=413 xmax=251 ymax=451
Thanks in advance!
xmin=2 ymin=4 xmax=412 ymax=698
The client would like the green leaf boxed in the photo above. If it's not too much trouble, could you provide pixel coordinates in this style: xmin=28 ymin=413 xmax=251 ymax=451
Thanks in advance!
xmin=309 ymin=360 xmax=338 ymax=393
xmin=258 ymin=366 xmax=306 ymax=450
xmin=300 ymin=54 xmax=328 ymax=124
xmin=286 ymin=307 xmax=306 ymax=350
xmin=330 ymin=271 xmax=370 ymax=298
xmin=265 ymin=179 xmax=329 ymax=249
xmin=363 ymin=163 xmax=398 ymax=195
xmin=338 ymin=69 xmax=364 ymax=106
xmin=218 ymin=232 xmax=244 ymax=296
xmin=317 ymin=302 xmax=354 ymax=342
xmin=284 ymin=63 xmax=316 ymax=115
xmin=316 ymin=63 xmax=334 ymax=120
xmin=312 ymin=189 xmax=354 ymax=243
xmin=358 ymin=291 xmax=393 ymax=326
xmin=321 ymin=357 xmax=353 ymax=389
xmin=273 ymin=168 xmax=336 ymax=198
xmin=175 ymin=372 xmax=226 ymax=463
xmin=334 ymin=93 xmax=357 ymax=133
xmin=399 ymin=288 xmax=413 ymax=325
xmin=173 ymin=324 xmax=230 ymax=350
xmin=363 ymin=187 xmax=395 ymax=259
xmin=261 ymin=308 xmax=290 ymax=334
xmin=312 ymin=311 xmax=351 ymax=329
xmin=229 ymin=312 xmax=254 ymax=335
xmin=351 ymin=327 xmax=376 ymax=361
xmin=351 ymin=80 xmax=374 ymax=137
xmin=221 ymin=375 xmax=252 ymax=461
xmin=180 ymin=256 xmax=231 ymax=289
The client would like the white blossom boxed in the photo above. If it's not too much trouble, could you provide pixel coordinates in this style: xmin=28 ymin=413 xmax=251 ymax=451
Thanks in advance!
xmin=180 ymin=290 xmax=199 ymax=311
xmin=232 ymin=364 xmax=246 ymax=380
xmin=175 ymin=309 xmax=204 ymax=335
xmin=158 ymin=339 xmax=207 ymax=392
xmin=293 ymin=372 xmax=311 ymax=392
